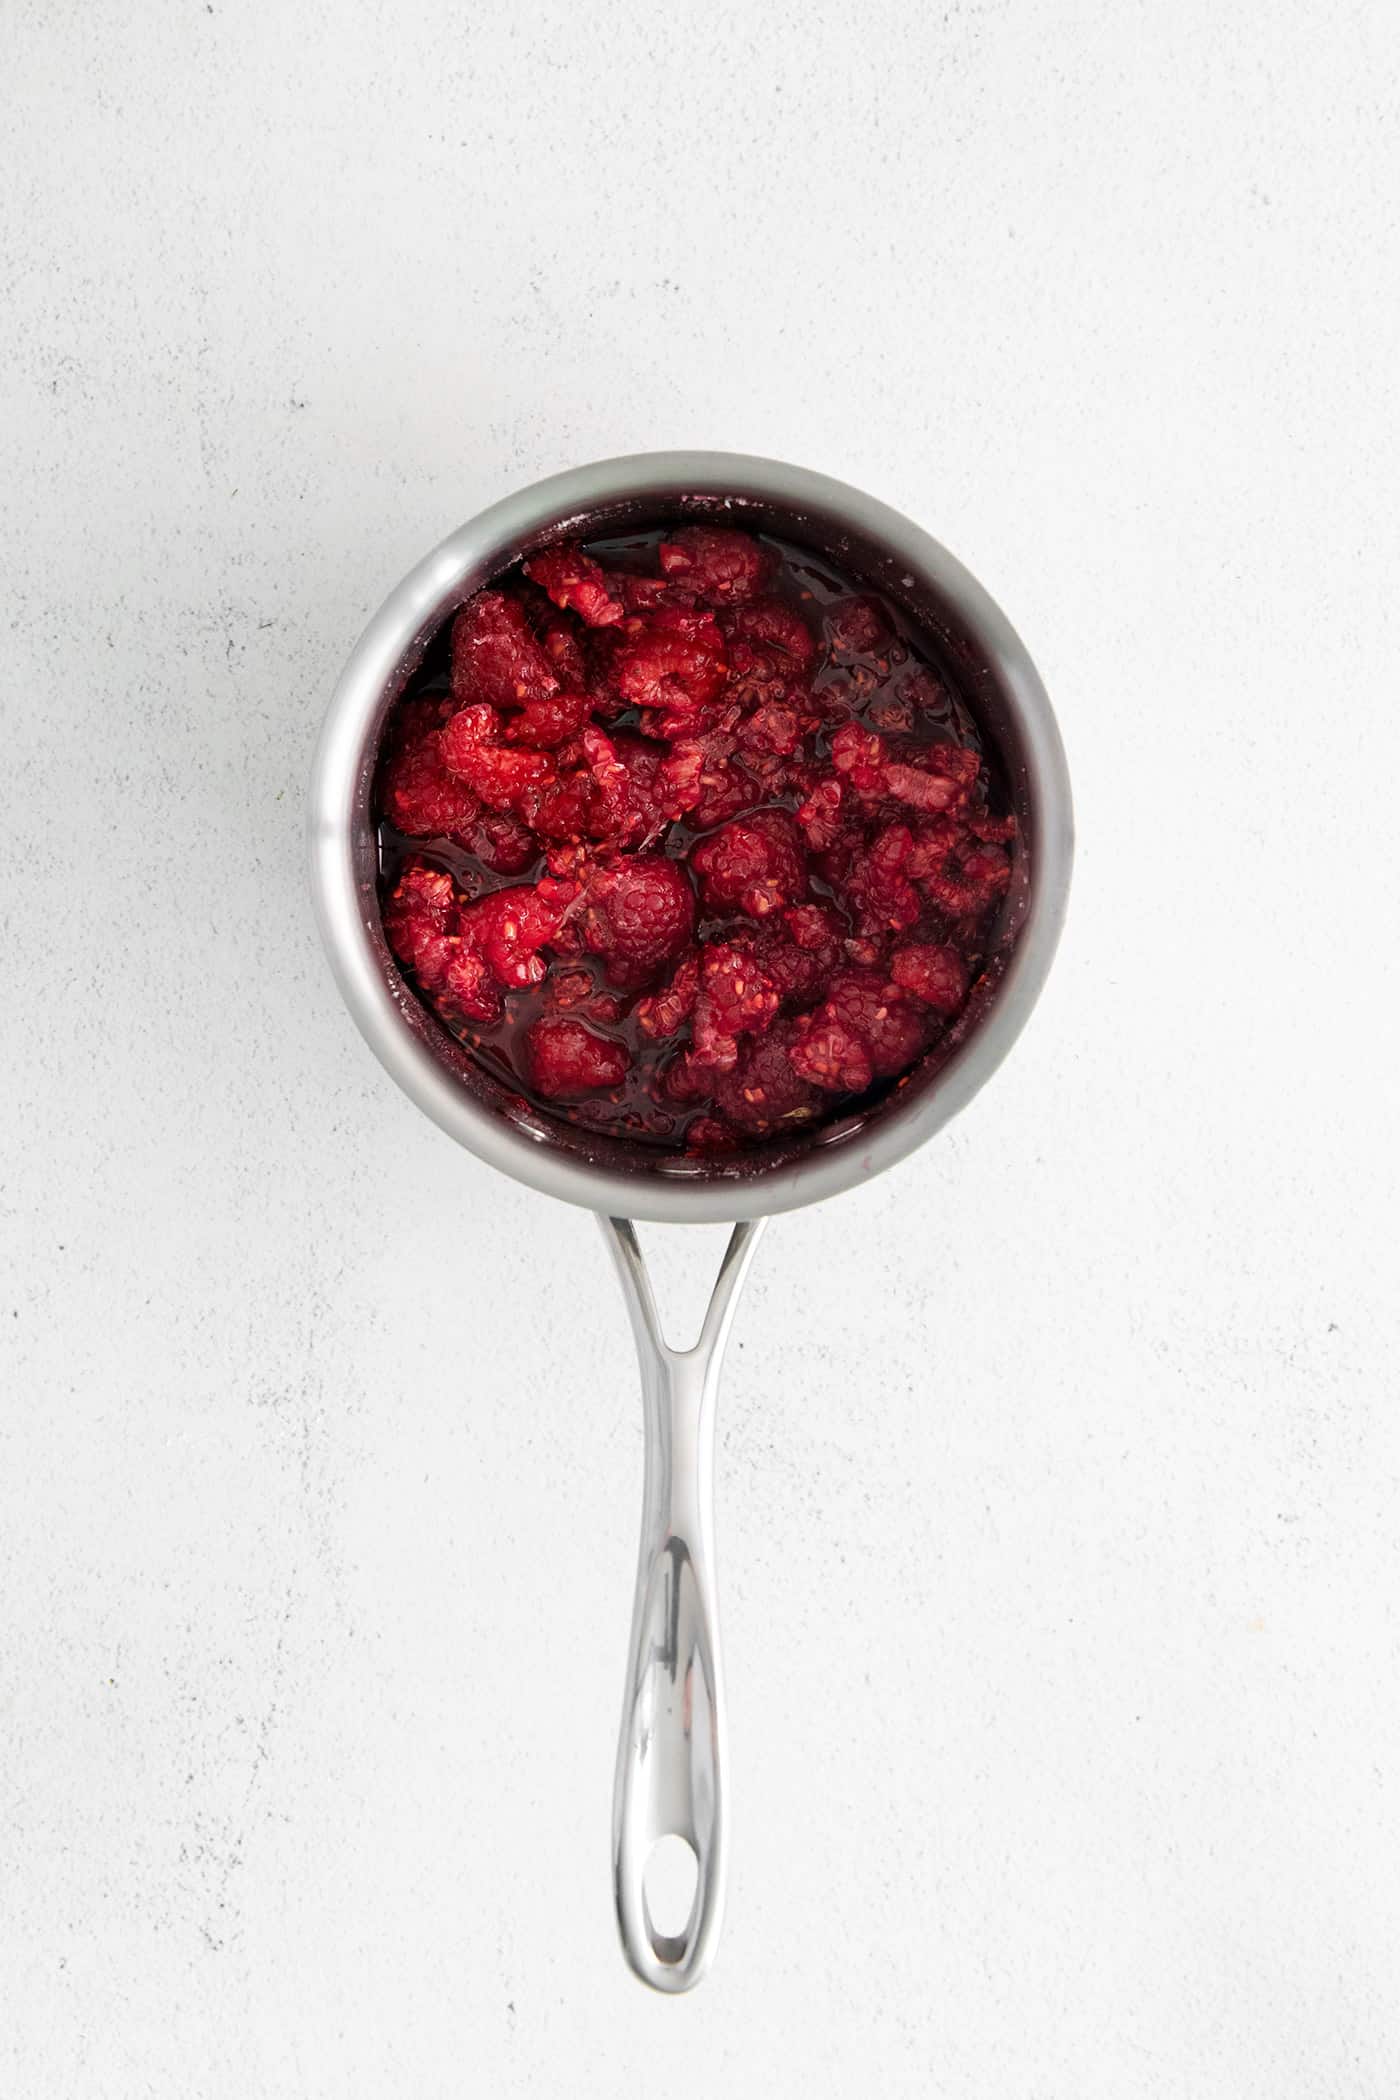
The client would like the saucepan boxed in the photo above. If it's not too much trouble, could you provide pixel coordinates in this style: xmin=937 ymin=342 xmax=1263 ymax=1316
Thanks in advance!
xmin=307 ymin=450 xmax=1072 ymax=1992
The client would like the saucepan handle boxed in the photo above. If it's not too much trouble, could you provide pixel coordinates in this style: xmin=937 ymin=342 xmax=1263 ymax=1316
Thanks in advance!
xmin=599 ymin=1215 xmax=765 ymax=1994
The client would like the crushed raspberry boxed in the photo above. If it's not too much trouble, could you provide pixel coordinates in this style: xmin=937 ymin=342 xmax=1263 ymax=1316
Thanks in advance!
xmin=794 ymin=773 xmax=846 ymax=852
xmin=969 ymin=808 xmax=1017 ymax=844
xmin=657 ymin=527 xmax=774 ymax=605
xmin=451 ymin=592 xmax=559 ymax=710
xmin=580 ymin=727 xmax=667 ymax=845
xmin=581 ymin=626 xmax=631 ymax=719
xmin=538 ymin=614 xmax=588 ymax=689
xmin=459 ymin=882 xmax=569 ymax=989
xmin=867 ymin=689 xmax=916 ymax=734
xmin=524 ymin=545 xmax=624 ymax=627
xmin=883 ymin=761 xmax=967 ymax=813
xmin=524 ymin=1017 xmax=629 ymax=1098
xmin=382 ymin=860 xmax=458 ymax=992
xmin=440 ymin=701 xmax=501 ymax=764
xmin=884 ymin=740 xmax=980 ymax=814
xmin=529 ymin=768 xmax=598 ymax=843
xmin=685 ymin=1115 xmax=739 ymax=1153
xmin=825 ymin=596 xmax=888 ymax=657
xmin=902 ymin=818 xmax=1013 ymax=917
xmin=376 ymin=522 xmax=1015 ymax=1154
xmin=921 ymin=838 xmax=1013 ymax=917
xmin=504 ymin=685 xmax=594 ymax=749
xmin=469 ymin=809 xmax=539 ymax=875
xmin=635 ymin=951 xmax=700 ymax=1039
xmin=737 ymin=699 xmax=803 ymax=759
xmin=544 ymin=967 xmax=626 ymax=1024
xmin=660 ymin=1047 xmax=712 ymax=1104
xmin=721 ymin=596 xmax=817 ymax=664
xmin=661 ymin=736 xmax=762 ymax=829
xmin=446 ymin=734 xmax=555 ymax=820
xmin=578 ymin=855 xmax=695 ymax=989
xmin=691 ymin=810 xmax=807 ymax=919
xmin=614 ymin=606 xmax=729 ymax=733
xmin=896 ymin=664 xmax=954 ymax=723
xmin=608 ymin=569 xmax=697 ymax=613
xmin=724 ymin=632 xmax=810 ymax=719
xmin=830 ymin=721 xmax=890 ymax=796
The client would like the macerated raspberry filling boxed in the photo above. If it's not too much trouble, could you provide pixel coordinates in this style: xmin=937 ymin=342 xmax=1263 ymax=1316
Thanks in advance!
xmin=375 ymin=524 xmax=1017 ymax=1154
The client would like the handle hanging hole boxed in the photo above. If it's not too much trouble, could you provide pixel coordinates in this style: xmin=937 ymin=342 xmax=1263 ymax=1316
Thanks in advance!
xmin=643 ymin=1833 xmax=700 ymax=1946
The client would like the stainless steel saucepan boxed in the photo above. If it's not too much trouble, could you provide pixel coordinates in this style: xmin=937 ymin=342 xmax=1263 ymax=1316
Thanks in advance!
xmin=308 ymin=451 xmax=1073 ymax=1992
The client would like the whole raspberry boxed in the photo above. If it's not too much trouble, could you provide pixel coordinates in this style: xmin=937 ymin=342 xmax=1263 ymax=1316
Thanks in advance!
xmin=847 ymin=824 xmax=922 ymax=935
xmin=691 ymin=810 xmax=808 ymax=919
xmin=889 ymin=942 xmax=970 ymax=1014
xmin=691 ymin=940 xmax=780 ymax=1070
xmin=440 ymin=944 xmax=503 ymax=1024
xmin=451 ymin=591 xmax=560 ymax=710
xmin=822 ymin=968 xmax=929 ymax=1078
xmin=756 ymin=902 xmax=843 ymax=1011
xmin=790 ymin=1014 xmax=874 ymax=1094
xmin=579 ymin=855 xmax=696 ymax=989
xmin=524 ymin=1017 xmax=630 ymax=1099
xmin=380 ymin=704 xmax=480 ymax=840
xmin=713 ymin=1022 xmax=823 ymax=1136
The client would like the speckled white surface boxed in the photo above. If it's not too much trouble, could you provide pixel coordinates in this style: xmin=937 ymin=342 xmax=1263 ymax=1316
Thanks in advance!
xmin=4 ymin=2 xmax=1399 ymax=2093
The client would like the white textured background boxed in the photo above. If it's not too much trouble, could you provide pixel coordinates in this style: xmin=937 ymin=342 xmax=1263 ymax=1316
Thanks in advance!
xmin=4 ymin=2 xmax=1399 ymax=2094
